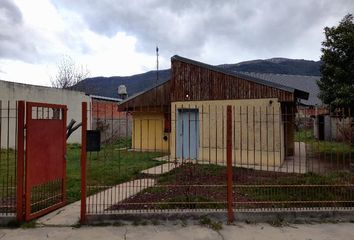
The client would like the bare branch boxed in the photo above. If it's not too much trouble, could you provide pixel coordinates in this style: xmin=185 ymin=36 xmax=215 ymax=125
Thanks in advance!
xmin=51 ymin=55 xmax=90 ymax=89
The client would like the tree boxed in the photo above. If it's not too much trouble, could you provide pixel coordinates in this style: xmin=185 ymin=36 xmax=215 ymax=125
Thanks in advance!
xmin=318 ymin=14 xmax=354 ymax=108
xmin=51 ymin=55 xmax=90 ymax=89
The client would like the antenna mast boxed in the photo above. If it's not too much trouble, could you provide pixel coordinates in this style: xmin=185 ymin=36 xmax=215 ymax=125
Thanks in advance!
xmin=155 ymin=46 xmax=159 ymax=103
xmin=156 ymin=46 xmax=159 ymax=87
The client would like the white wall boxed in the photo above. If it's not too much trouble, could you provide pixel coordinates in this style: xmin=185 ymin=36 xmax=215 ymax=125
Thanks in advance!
xmin=0 ymin=80 xmax=90 ymax=148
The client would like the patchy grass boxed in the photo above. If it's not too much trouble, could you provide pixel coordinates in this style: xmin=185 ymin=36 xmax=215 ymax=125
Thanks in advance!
xmin=295 ymin=130 xmax=354 ymax=154
xmin=66 ymin=143 xmax=164 ymax=203
xmin=0 ymin=149 xmax=16 ymax=197
xmin=65 ymin=144 xmax=82 ymax=203
xmin=115 ymin=138 xmax=132 ymax=149
xmin=306 ymin=140 xmax=354 ymax=154
xmin=295 ymin=130 xmax=354 ymax=166
xmin=307 ymin=141 xmax=354 ymax=169
xmin=0 ymin=143 xmax=165 ymax=204
xmin=20 ymin=220 xmax=36 ymax=228
xmin=199 ymin=216 xmax=223 ymax=231
xmin=295 ymin=130 xmax=315 ymax=142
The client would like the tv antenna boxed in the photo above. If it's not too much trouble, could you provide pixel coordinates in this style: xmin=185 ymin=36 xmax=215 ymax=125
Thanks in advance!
xmin=156 ymin=46 xmax=159 ymax=87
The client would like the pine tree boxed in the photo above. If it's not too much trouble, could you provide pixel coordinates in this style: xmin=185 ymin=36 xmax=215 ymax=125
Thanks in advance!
xmin=318 ymin=14 xmax=354 ymax=108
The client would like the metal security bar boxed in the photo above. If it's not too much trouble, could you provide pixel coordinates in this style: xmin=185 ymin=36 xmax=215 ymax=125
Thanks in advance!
xmin=81 ymin=100 xmax=354 ymax=221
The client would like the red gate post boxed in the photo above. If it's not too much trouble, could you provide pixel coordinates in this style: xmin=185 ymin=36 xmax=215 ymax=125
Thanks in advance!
xmin=62 ymin=106 xmax=67 ymax=204
xmin=80 ymin=102 xmax=87 ymax=224
xmin=226 ymin=105 xmax=234 ymax=223
xmin=16 ymin=101 xmax=25 ymax=222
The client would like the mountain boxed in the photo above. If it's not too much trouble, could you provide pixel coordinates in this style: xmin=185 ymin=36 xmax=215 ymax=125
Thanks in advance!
xmin=219 ymin=58 xmax=321 ymax=76
xmin=73 ymin=58 xmax=321 ymax=98
xmin=72 ymin=69 xmax=171 ymax=98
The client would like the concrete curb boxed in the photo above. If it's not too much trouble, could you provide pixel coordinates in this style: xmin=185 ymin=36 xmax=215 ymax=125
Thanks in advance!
xmin=84 ymin=209 xmax=354 ymax=225
xmin=0 ymin=216 xmax=16 ymax=226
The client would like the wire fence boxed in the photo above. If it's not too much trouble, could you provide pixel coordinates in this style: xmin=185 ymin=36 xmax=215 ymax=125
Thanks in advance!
xmin=0 ymin=101 xmax=18 ymax=217
xmin=1 ymin=98 xmax=353 ymax=222
xmin=81 ymin=101 xmax=354 ymax=220
xmin=0 ymin=99 xmax=353 ymax=222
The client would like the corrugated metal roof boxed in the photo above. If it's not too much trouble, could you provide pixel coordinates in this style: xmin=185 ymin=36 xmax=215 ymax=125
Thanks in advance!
xmin=237 ymin=72 xmax=321 ymax=106
xmin=89 ymin=95 xmax=123 ymax=102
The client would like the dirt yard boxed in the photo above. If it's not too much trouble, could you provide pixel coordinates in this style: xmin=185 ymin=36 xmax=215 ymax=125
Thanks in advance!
xmin=110 ymin=163 xmax=354 ymax=211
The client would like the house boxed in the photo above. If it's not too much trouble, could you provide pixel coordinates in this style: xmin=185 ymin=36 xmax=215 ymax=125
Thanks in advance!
xmin=119 ymin=55 xmax=309 ymax=167
xmin=118 ymin=81 xmax=171 ymax=152
xmin=90 ymin=95 xmax=132 ymax=143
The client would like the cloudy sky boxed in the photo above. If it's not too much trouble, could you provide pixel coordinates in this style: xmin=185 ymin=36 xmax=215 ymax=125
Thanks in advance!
xmin=0 ymin=0 xmax=353 ymax=86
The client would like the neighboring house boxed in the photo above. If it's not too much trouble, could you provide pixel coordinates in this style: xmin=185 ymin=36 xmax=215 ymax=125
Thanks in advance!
xmin=118 ymin=81 xmax=171 ymax=152
xmin=90 ymin=95 xmax=132 ymax=143
xmin=313 ymin=114 xmax=353 ymax=142
xmin=240 ymin=73 xmax=353 ymax=143
xmin=119 ymin=56 xmax=309 ymax=167
xmin=312 ymin=111 xmax=354 ymax=142
xmin=0 ymin=79 xmax=90 ymax=148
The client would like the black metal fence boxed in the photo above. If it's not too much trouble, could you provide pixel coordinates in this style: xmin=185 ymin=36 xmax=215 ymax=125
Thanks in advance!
xmin=0 ymin=101 xmax=18 ymax=217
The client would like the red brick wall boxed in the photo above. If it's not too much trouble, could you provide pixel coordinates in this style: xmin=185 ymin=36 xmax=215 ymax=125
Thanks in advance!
xmin=91 ymin=99 xmax=132 ymax=140
xmin=91 ymin=100 xmax=127 ymax=119
xmin=298 ymin=107 xmax=329 ymax=117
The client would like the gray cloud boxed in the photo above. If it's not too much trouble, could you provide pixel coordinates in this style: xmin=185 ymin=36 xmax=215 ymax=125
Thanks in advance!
xmin=0 ymin=0 xmax=91 ymax=63
xmin=0 ymin=0 xmax=22 ymax=24
xmin=1 ymin=0 xmax=354 ymax=65
xmin=51 ymin=0 xmax=354 ymax=63
xmin=0 ymin=0 xmax=39 ymax=62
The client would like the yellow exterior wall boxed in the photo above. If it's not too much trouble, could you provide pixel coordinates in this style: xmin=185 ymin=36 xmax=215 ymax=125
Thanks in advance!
xmin=132 ymin=112 xmax=169 ymax=152
xmin=170 ymin=99 xmax=285 ymax=167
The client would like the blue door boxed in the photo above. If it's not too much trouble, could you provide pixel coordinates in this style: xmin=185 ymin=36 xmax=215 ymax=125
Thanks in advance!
xmin=177 ymin=109 xmax=199 ymax=159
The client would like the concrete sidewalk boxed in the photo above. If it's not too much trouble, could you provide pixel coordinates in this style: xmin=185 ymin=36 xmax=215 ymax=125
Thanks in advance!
xmin=37 ymin=178 xmax=155 ymax=226
xmin=278 ymin=142 xmax=307 ymax=173
xmin=0 ymin=222 xmax=353 ymax=240
xmin=141 ymin=162 xmax=180 ymax=175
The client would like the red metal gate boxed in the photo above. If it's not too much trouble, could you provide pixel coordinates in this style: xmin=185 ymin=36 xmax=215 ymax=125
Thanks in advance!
xmin=17 ymin=102 xmax=67 ymax=221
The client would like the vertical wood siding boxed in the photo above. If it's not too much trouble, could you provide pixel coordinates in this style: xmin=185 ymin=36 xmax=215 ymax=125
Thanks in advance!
xmin=171 ymin=60 xmax=295 ymax=103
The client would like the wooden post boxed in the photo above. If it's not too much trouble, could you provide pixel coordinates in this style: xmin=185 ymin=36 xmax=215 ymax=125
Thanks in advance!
xmin=16 ymin=101 xmax=25 ymax=222
xmin=226 ymin=105 xmax=234 ymax=223
xmin=80 ymin=102 xmax=87 ymax=224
